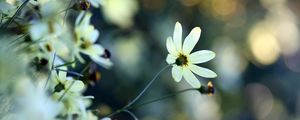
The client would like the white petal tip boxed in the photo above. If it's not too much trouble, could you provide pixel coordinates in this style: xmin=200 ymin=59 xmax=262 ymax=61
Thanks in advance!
xmin=175 ymin=22 xmax=181 ymax=26
xmin=211 ymin=52 xmax=216 ymax=59
xmin=207 ymin=73 xmax=218 ymax=78
xmin=194 ymin=27 xmax=201 ymax=33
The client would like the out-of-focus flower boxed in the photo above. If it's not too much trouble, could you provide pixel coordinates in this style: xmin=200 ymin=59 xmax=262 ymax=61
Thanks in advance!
xmin=50 ymin=69 xmax=93 ymax=119
xmin=0 ymin=41 xmax=27 ymax=92
xmin=74 ymin=12 xmax=112 ymax=68
xmin=101 ymin=117 xmax=112 ymax=120
xmin=51 ymin=69 xmax=85 ymax=97
xmin=28 ymin=0 xmax=74 ymax=60
xmin=58 ymin=94 xmax=93 ymax=119
xmin=166 ymin=22 xmax=217 ymax=88
xmin=0 ymin=1 xmax=17 ymax=22
xmin=13 ymin=78 xmax=59 ymax=120
xmin=88 ymin=0 xmax=102 ymax=8
xmin=87 ymin=110 xmax=99 ymax=120
xmin=101 ymin=0 xmax=138 ymax=28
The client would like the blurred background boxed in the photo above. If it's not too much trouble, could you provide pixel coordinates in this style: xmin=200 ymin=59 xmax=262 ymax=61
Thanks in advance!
xmin=84 ymin=0 xmax=300 ymax=119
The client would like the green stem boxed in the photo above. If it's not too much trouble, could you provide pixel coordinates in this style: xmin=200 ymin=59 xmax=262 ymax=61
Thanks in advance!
xmin=123 ymin=65 xmax=171 ymax=109
xmin=127 ymin=88 xmax=197 ymax=110
xmin=101 ymin=88 xmax=198 ymax=119
xmin=54 ymin=60 xmax=76 ymax=68
xmin=44 ymin=52 xmax=56 ymax=89
xmin=100 ymin=65 xmax=172 ymax=119
xmin=55 ymin=68 xmax=84 ymax=77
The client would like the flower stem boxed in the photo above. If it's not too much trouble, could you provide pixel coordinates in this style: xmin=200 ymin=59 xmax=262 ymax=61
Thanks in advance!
xmin=127 ymin=88 xmax=198 ymax=110
xmin=101 ymin=88 xmax=198 ymax=119
xmin=62 ymin=0 xmax=73 ymax=26
xmin=123 ymin=65 xmax=171 ymax=109
xmin=101 ymin=65 xmax=171 ymax=119
xmin=55 ymin=68 xmax=84 ymax=77
xmin=44 ymin=52 xmax=56 ymax=89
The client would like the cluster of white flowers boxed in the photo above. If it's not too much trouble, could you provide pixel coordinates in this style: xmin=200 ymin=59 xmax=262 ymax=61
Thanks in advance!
xmin=0 ymin=0 xmax=217 ymax=119
xmin=0 ymin=0 xmax=120 ymax=119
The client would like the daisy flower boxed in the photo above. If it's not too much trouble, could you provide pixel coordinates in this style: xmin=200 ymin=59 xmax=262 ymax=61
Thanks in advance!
xmin=166 ymin=22 xmax=217 ymax=88
xmin=74 ymin=12 xmax=113 ymax=68
xmin=51 ymin=67 xmax=85 ymax=98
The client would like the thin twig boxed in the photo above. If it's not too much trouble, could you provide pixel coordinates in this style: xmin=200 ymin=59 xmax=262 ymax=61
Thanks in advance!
xmin=62 ymin=0 xmax=73 ymax=26
xmin=44 ymin=52 xmax=56 ymax=89
xmin=128 ymin=88 xmax=197 ymax=110
xmin=123 ymin=110 xmax=138 ymax=120
xmin=124 ymin=65 xmax=171 ymax=109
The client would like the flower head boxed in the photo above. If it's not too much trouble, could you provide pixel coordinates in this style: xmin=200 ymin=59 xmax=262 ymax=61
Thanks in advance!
xmin=74 ymin=12 xmax=113 ymax=68
xmin=166 ymin=22 xmax=217 ymax=88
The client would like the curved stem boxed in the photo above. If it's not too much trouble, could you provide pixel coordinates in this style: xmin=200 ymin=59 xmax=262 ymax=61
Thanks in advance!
xmin=62 ymin=0 xmax=73 ymax=26
xmin=123 ymin=110 xmax=138 ymax=120
xmin=101 ymin=88 xmax=198 ymax=119
xmin=44 ymin=52 xmax=56 ymax=89
xmin=127 ymin=88 xmax=197 ymax=110
xmin=124 ymin=65 xmax=171 ymax=109
xmin=55 ymin=68 xmax=84 ymax=77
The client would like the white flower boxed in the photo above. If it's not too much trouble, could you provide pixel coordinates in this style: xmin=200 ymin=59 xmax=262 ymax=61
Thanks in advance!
xmin=51 ymin=69 xmax=85 ymax=97
xmin=58 ymin=95 xmax=93 ymax=119
xmin=166 ymin=22 xmax=217 ymax=88
xmin=74 ymin=12 xmax=113 ymax=68
xmin=50 ymin=69 xmax=93 ymax=119
xmin=13 ymin=78 xmax=59 ymax=120
xmin=87 ymin=110 xmax=99 ymax=120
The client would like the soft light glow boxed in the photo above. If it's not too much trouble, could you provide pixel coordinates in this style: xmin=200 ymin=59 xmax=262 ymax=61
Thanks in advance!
xmin=246 ymin=83 xmax=273 ymax=120
xmin=212 ymin=0 xmax=237 ymax=17
xmin=180 ymin=0 xmax=201 ymax=7
xmin=248 ymin=22 xmax=280 ymax=65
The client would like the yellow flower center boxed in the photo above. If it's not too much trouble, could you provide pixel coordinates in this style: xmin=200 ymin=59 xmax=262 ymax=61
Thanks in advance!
xmin=175 ymin=54 xmax=188 ymax=66
xmin=80 ymin=40 xmax=92 ymax=49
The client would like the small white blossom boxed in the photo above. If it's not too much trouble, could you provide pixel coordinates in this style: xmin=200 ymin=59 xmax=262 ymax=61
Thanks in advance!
xmin=166 ymin=22 xmax=217 ymax=88
xmin=74 ymin=12 xmax=113 ymax=68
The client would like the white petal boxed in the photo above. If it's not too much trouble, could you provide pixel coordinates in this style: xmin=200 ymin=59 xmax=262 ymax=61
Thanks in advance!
xmin=58 ymin=67 xmax=67 ymax=80
xmin=66 ymin=80 xmax=85 ymax=92
xmin=173 ymin=22 xmax=182 ymax=51
xmin=81 ymin=12 xmax=92 ymax=26
xmin=189 ymin=64 xmax=217 ymax=78
xmin=182 ymin=27 xmax=201 ymax=55
xmin=166 ymin=54 xmax=176 ymax=64
xmin=29 ymin=22 xmax=48 ymax=40
xmin=81 ymin=44 xmax=105 ymax=56
xmin=75 ymin=12 xmax=85 ymax=25
xmin=171 ymin=65 xmax=183 ymax=82
xmin=182 ymin=67 xmax=201 ymax=88
xmin=75 ymin=52 xmax=85 ymax=63
xmin=189 ymin=50 xmax=216 ymax=64
xmin=89 ymin=27 xmax=99 ymax=43
xmin=90 ymin=56 xmax=113 ymax=69
xmin=166 ymin=37 xmax=177 ymax=55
